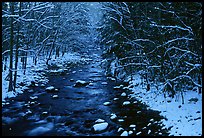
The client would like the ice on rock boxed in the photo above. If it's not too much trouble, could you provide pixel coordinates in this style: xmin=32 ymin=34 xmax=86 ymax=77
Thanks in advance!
xmin=95 ymin=119 xmax=105 ymax=123
xmin=120 ymin=131 xmax=128 ymax=136
xmin=123 ymin=101 xmax=130 ymax=105
xmin=93 ymin=122 xmax=108 ymax=132
xmin=103 ymin=102 xmax=111 ymax=106
xmin=121 ymin=92 xmax=127 ymax=97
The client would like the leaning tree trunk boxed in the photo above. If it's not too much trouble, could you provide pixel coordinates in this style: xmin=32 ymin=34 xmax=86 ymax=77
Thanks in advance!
xmin=8 ymin=2 xmax=14 ymax=92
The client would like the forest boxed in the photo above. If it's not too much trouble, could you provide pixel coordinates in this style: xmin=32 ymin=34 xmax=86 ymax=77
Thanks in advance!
xmin=2 ymin=2 xmax=202 ymax=136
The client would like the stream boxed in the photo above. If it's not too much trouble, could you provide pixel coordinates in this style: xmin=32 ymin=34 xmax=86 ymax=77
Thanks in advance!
xmin=2 ymin=46 xmax=170 ymax=136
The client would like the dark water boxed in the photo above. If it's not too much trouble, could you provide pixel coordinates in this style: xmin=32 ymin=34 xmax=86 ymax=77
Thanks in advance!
xmin=2 ymin=47 xmax=170 ymax=136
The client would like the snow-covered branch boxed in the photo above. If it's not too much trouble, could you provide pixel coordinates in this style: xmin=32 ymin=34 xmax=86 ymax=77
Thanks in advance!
xmin=150 ymin=24 xmax=194 ymax=35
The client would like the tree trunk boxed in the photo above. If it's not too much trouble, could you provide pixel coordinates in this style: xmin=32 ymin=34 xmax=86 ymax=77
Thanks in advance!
xmin=46 ymin=30 xmax=58 ymax=65
xmin=198 ymin=74 xmax=202 ymax=94
xmin=23 ymin=47 xmax=28 ymax=75
xmin=8 ymin=2 xmax=14 ymax=92
xmin=14 ymin=2 xmax=22 ymax=91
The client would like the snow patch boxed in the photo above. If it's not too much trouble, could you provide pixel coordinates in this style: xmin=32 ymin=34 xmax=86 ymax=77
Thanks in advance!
xmin=93 ymin=122 xmax=108 ymax=132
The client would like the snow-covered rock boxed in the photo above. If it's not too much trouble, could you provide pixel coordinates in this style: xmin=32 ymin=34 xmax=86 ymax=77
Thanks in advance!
xmin=89 ymin=83 xmax=94 ymax=86
xmin=118 ymin=119 xmax=124 ymax=122
xmin=30 ymin=96 xmax=38 ymax=100
xmin=121 ymin=92 xmax=127 ymax=97
xmin=42 ymin=112 xmax=48 ymax=115
xmin=70 ymin=79 xmax=74 ymax=82
xmin=113 ymin=98 xmax=119 ymax=101
xmin=136 ymin=131 xmax=142 ymax=135
xmin=120 ymin=131 xmax=128 ymax=136
xmin=45 ymin=86 xmax=55 ymax=92
xmin=129 ymin=124 xmax=136 ymax=128
xmin=74 ymin=80 xmax=89 ymax=87
xmin=128 ymin=131 xmax=133 ymax=135
xmin=110 ymin=114 xmax=117 ymax=120
xmin=123 ymin=101 xmax=131 ymax=105
xmin=72 ymin=71 xmax=76 ymax=74
xmin=52 ymin=95 xmax=58 ymax=99
xmin=95 ymin=119 xmax=105 ymax=123
xmin=103 ymin=102 xmax=111 ymax=106
xmin=118 ymin=127 xmax=124 ymax=132
xmin=101 ymin=82 xmax=108 ymax=85
xmin=150 ymin=119 xmax=154 ymax=122
xmin=93 ymin=122 xmax=108 ymax=132
xmin=148 ymin=130 xmax=151 ymax=134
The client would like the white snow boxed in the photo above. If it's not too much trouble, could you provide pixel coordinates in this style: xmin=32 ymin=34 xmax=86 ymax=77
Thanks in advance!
xmin=121 ymin=92 xmax=127 ymax=97
xmin=2 ymin=52 xmax=89 ymax=102
xmin=110 ymin=113 xmax=117 ymax=120
xmin=101 ymin=82 xmax=108 ymax=85
xmin=113 ymin=98 xmax=119 ymax=101
xmin=93 ymin=122 xmax=108 ymax=132
xmin=127 ymin=74 xmax=202 ymax=136
xmin=129 ymin=124 xmax=136 ymax=128
xmin=46 ymin=86 xmax=55 ymax=91
xmin=128 ymin=130 xmax=133 ymax=135
xmin=30 ymin=96 xmax=38 ymax=100
xmin=95 ymin=119 xmax=105 ymax=123
xmin=122 ymin=101 xmax=130 ymax=105
xmin=103 ymin=102 xmax=111 ymax=106
xmin=42 ymin=112 xmax=48 ymax=115
xmin=117 ymin=127 xmax=124 ymax=132
xmin=120 ymin=130 xmax=128 ymax=136
xmin=52 ymin=95 xmax=58 ymax=98
xmin=136 ymin=131 xmax=142 ymax=135
xmin=76 ymin=80 xmax=87 ymax=84
xmin=89 ymin=83 xmax=94 ymax=86
xmin=118 ymin=119 xmax=124 ymax=122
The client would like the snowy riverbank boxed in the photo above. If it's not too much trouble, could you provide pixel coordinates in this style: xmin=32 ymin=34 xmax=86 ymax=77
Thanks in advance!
xmin=2 ymin=52 xmax=89 ymax=102
xmin=128 ymin=74 xmax=202 ymax=136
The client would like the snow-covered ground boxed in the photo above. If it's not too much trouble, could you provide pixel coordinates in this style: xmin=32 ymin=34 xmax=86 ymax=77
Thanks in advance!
xmin=127 ymin=74 xmax=202 ymax=136
xmin=2 ymin=52 xmax=89 ymax=102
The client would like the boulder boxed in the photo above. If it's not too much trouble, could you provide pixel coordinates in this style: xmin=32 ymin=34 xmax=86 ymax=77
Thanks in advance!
xmin=74 ymin=80 xmax=89 ymax=87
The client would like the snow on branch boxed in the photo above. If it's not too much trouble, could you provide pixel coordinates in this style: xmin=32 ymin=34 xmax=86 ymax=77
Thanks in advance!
xmin=19 ymin=17 xmax=52 ymax=29
xmin=167 ymin=75 xmax=202 ymax=88
xmin=150 ymin=24 xmax=194 ymax=35
xmin=110 ymin=17 xmax=127 ymax=31
xmin=133 ymin=39 xmax=156 ymax=44
xmin=147 ymin=37 xmax=194 ymax=55
xmin=165 ymin=46 xmax=198 ymax=57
